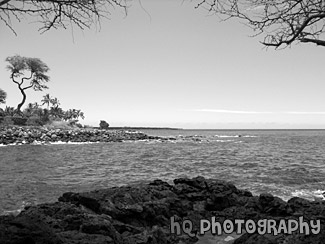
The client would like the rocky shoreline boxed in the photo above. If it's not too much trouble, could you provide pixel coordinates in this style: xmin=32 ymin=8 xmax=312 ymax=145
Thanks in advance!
xmin=0 ymin=176 xmax=324 ymax=244
xmin=0 ymin=126 xmax=166 ymax=145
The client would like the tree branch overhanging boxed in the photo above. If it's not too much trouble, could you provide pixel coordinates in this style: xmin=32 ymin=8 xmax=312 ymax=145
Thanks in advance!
xmin=0 ymin=0 xmax=128 ymax=35
xmin=300 ymin=37 xmax=325 ymax=46
xmin=195 ymin=0 xmax=325 ymax=48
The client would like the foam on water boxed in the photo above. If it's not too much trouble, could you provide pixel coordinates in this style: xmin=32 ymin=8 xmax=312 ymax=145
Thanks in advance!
xmin=215 ymin=135 xmax=242 ymax=138
xmin=0 ymin=140 xmax=101 ymax=147
xmin=1 ymin=201 xmax=31 ymax=216
xmin=291 ymin=189 xmax=325 ymax=201
xmin=49 ymin=141 xmax=100 ymax=145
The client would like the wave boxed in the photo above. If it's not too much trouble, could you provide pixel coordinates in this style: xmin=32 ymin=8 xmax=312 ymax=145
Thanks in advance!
xmin=0 ymin=141 xmax=102 ymax=147
xmin=48 ymin=141 xmax=100 ymax=145
xmin=291 ymin=189 xmax=325 ymax=201
xmin=215 ymin=135 xmax=257 ymax=138
xmin=1 ymin=201 xmax=31 ymax=217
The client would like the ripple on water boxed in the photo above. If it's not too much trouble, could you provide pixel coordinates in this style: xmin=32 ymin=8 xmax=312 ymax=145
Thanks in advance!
xmin=1 ymin=130 xmax=325 ymax=213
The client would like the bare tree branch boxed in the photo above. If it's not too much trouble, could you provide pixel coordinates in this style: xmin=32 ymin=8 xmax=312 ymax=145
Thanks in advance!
xmin=195 ymin=0 xmax=325 ymax=48
xmin=301 ymin=37 xmax=325 ymax=46
xmin=0 ymin=0 xmax=128 ymax=35
xmin=0 ymin=0 xmax=11 ymax=6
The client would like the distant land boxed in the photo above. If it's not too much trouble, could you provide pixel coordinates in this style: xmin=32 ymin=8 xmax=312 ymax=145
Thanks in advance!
xmin=96 ymin=127 xmax=325 ymax=131
xmin=91 ymin=127 xmax=325 ymax=131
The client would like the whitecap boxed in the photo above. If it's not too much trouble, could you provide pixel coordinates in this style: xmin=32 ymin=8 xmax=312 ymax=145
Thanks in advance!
xmin=48 ymin=141 xmax=100 ymax=145
xmin=1 ymin=201 xmax=31 ymax=217
xmin=215 ymin=135 xmax=240 ymax=138
xmin=291 ymin=189 xmax=325 ymax=201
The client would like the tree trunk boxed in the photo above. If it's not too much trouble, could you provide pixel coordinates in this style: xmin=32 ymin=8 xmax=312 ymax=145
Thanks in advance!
xmin=17 ymin=86 xmax=27 ymax=112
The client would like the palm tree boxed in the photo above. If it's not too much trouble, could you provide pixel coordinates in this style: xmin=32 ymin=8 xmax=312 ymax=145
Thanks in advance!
xmin=4 ymin=106 xmax=16 ymax=116
xmin=41 ymin=93 xmax=51 ymax=109
xmin=0 ymin=88 xmax=7 ymax=104
xmin=50 ymin=97 xmax=60 ymax=108
xmin=24 ymin=103 xmax=35 ymax=117
xmin=50 ymin=106 xmax=64 ymax=119
xmin=23 ymin=102 xmax=40 ymax=117
xmin=63 ymin=109 xmax=85 ymax=121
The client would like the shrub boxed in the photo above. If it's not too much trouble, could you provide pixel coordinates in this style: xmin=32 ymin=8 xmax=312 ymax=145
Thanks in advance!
xmin=75 ymin=123 xmax=83 ymax=128
xmin=44 ymin=120 xmax=71 ymax=129
xmin=11 ymin=115 xmax=27 ymax=126
xmin=26 ymin=115 xmax=43 ymax=126
xmin=99 ymin=120 xmax=109 ymax=129
xmin=83 ymin=125 xmax=93 ymax=128
xmin=1 ymin=116 xmax=14 ymax=126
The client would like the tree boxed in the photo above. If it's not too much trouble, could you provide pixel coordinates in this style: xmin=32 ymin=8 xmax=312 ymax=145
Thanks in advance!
xmin=64 ymin=109 xmax=85 ymax=121
xmin=196 ymin=0 xmax=325 ymax=48
xmin=23 ymin=102 xmax=40 ymax=117
xmin=50 ymin=97 xmax=60 ymax=108
xmin=6 ymin=55 xmax=50 ymax=112
xmin=4 ymin=106 xmax=15 ymax=116
xmin=41 ymin=93 xmax=51 ymax=109
xmin=50 ymin=106 xmax=64 ymax=119
xmin=100 ymin=120 xmax=109 ymax=129
xmin=0 ymin=0 xmax=127 ymax=35
xmin=3 ymin=0 xmax=325 ymax=48
xmin=0 ymin=88 xmax=6 ymax=104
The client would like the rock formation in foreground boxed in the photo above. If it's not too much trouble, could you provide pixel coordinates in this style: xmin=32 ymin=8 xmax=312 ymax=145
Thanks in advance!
xmin=1 ymin=176 xmax=324 ymax=244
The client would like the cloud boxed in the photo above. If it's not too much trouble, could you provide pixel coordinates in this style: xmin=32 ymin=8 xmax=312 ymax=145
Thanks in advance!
xmin=286 ymin=111 xmax=325 ymax=115
xmin=191 ymin=109 xmax=325 ymax=115
xmin=191 ymin=109 xmax=273 ymax=114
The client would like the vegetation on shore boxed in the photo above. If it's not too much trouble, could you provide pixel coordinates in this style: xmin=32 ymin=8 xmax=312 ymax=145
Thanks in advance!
xmin=0 ymin=93 xmax=85 ymax=128
xmin=0 ymin=55 xmax=100 ymax=129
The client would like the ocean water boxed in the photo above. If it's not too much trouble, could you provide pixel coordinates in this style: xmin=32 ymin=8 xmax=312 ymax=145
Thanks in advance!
xmin=1 ymin=129 xmax=325 ymax=215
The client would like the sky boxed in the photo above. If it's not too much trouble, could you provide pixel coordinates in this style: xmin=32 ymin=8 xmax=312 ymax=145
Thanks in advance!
xmin=1 ymin=0 xmax=325 ymax=129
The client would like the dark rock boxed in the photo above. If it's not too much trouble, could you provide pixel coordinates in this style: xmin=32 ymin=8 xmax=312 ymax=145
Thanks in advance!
xmin=1 ymin=176 xmax=325 ymax=244
xmin=174 ymin=176 xmax=207 ymax=190
xmin=234 ymin=233 xmax=280 ymax=244
xmin=0 ymin=213 xmax=63 ymax=244
xmin=259 ymin=193 xmax=289 ymax=216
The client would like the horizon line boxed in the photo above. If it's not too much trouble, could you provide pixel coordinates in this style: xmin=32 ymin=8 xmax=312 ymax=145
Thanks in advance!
xmin=190 ymin=109 xmax=325 ymax=115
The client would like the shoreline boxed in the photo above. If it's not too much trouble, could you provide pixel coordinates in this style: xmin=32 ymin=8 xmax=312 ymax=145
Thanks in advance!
xmin=0 ymin=126 xmax=170 ymax=146
xmin=1 ymin=176 xmax=324 ymax=244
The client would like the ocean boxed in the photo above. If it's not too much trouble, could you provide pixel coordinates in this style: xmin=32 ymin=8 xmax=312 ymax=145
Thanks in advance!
xmin=1 ymin=129 xmax=325 ymax=215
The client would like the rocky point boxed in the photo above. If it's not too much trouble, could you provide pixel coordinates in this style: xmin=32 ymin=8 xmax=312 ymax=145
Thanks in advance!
xmin=0 ymin=176 xmax=324 ymax=244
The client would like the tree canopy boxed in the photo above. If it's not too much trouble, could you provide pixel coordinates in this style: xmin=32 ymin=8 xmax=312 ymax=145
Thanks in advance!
xmin=6 ymin=55 xmax=50 ymax=111
xmin=195 ymin=0 xmax=325 ymax=48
